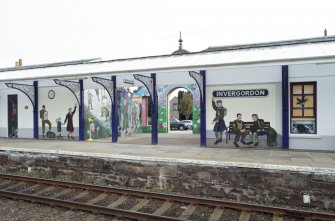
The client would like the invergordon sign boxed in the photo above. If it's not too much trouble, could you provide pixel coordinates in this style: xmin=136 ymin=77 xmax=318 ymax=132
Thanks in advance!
xmin=213 ymin=89 xmax=269 ymax=98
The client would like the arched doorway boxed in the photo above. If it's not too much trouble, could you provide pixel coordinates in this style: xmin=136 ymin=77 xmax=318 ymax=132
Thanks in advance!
xmin=167 ymin=87 xmax=193 ymax=134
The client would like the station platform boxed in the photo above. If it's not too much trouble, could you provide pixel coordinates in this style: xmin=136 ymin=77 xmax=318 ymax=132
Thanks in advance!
xmin=0 ymin=138 xmax=334 ymax=174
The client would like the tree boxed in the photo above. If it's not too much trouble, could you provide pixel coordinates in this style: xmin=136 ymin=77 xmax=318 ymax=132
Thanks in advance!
xmin=178 ymin=91 xmax=193 ymax=120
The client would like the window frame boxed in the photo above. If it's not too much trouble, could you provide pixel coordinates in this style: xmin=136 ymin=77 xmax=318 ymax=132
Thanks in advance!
xmin=290 ymin=81 xmax=317 ymax=134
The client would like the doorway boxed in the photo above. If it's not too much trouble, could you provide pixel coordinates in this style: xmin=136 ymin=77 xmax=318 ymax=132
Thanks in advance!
xmin=8 ymin=95 xmax=18 ymax=138
xmin=167 ymin=88 xmax=194 ymax=135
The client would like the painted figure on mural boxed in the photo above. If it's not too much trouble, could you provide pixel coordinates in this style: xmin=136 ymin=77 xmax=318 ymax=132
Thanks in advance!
xmin=88 ymin=90 xmax=93 ymax=110
xmin=212 ymin=97 xmax=227 ymax=145
xmin=232 ymin=113 xmax=247 ymax=147
xmin=40 ymin=105 xmax=52 ymax=139
xmin=248 ymin=114 xmax=266 ymax=147
xmin=122 ymin=96 xmax=129 ymax=134
xmin=55 ymin=117 xmax=64 ymax=139
xmin=100 ymin=93 xmax=110 ymax=122
xmin=64 ymin=104 xmax=77 ymax=139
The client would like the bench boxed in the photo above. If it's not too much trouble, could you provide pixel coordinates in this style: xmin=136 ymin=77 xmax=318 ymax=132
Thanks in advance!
xmin=226 ymin=121 xmax=271 ymax=142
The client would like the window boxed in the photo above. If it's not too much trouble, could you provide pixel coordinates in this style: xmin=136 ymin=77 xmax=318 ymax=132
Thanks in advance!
xmin=290 ymin=82 xmax=317 ymax=134
xmin=173 ymin=103 xmax=178 ymax=111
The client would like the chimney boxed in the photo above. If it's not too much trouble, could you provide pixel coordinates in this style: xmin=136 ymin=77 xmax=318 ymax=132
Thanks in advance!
xmin=15 ymin=59 xmax=23 ymax=67
xmin=324 ymin=28 xmax=328 ymax=37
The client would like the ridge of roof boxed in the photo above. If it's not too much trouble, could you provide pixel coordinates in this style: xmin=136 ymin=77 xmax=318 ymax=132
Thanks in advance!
xmin=0 ymin=58 xmax=101 ymax=73
xmin=203 ymin=35 xmax=335 ymax=52
xmin=1 ymin=35 xmax=334 ymax=73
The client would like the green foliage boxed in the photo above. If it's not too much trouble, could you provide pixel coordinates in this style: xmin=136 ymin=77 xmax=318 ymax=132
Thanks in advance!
xmin=0 ymin=165 xmax=7 ymax=173
xmin=151 ymin=185 xmax=174 ymax=193
xmin=178 ymin=91 xmax=193 ymax=120
xmin=118 ymin=175 xmax=129 ymax=187
xmin=263 ymin=194 xmax=276 ymax=206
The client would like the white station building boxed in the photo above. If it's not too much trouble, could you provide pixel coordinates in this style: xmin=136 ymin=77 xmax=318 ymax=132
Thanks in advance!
xmin=0 ymin=35 xmax=335 ymax=151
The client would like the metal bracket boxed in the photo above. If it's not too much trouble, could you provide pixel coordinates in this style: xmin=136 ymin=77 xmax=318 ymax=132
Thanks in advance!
xmin=5 ymin=83 xmax=35 ymax=107
xmin=133 ymin=74 xmax=154 ymax=102
xmin=91 ymin=77 xmax=114 ymax=104
xmin=54 ymin=79 xmax=81 ymax=104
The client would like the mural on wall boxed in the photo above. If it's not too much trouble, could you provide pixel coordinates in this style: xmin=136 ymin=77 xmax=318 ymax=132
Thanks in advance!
xmin=118 ymin=88 xmax=143 ymax=136
xmin=157 ymin=84 xmax=200 ymax=134
xmin=8 ymin=95 xmax=18 ymax=138
xmin=38 ymin=87 xmax=80 ymax=139
xmin=209 ymin=85 xmax=279 ymax=148
xmin=84 ymin=89 xmax=112 ymax=140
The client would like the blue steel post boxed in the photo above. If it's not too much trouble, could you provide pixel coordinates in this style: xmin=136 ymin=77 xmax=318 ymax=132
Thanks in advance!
xmin=79 ymin=80 xmax=85 ymax=141
xmin=151 ymin=73 xmax=158 ymax=145
xmin=33 ymin=81 xmax=39 ymax=139
xmin=200 ymin=70 xmax=207 ymax=146
xmin=282 ymin=65 xmax=289 ymax=149
xmin=112 ymin=76 xmax=118 ymax=143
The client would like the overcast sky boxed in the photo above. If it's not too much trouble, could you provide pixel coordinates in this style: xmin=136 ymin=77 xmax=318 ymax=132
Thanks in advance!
xmin=0 ymin=0 xmax=334 ymax=68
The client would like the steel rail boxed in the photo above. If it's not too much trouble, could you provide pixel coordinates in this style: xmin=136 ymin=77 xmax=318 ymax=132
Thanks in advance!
xmin=0 ymin=173 xmax=334 ymax=220
xmin=0 ymin=190 xmax=182 ymax=221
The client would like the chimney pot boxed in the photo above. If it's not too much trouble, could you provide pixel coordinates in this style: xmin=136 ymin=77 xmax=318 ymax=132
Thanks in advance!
xmin=15 ymin=61 xmax=19 ymax=67
xmin=18 ymin=59 xmax=23 ymax=66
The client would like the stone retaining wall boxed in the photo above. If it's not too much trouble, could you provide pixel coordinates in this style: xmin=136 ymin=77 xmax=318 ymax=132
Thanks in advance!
xmin=0 ymin=150 xmax=334 ymax=210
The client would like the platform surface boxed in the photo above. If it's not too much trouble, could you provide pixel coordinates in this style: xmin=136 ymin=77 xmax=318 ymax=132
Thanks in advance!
xmin=0 ymin=138 xmax=334 ymax=174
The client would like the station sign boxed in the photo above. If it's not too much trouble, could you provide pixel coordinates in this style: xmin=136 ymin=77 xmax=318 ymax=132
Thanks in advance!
xmin=213 ymin=89 xmax=269 ymax=98
xmin=123 ymin=79 xmax=134 ymax=85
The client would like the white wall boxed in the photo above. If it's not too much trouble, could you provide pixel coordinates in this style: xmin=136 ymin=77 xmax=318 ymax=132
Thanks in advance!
xmin=0 ymin=88 xmax=34 ymax=138
xmin=38 ymin=86 xmax=79 ymax=137
xmin=207 ymin=66 xmax=282 ymax=85
xmin=289 ymin=63 xmax=335 ymax=150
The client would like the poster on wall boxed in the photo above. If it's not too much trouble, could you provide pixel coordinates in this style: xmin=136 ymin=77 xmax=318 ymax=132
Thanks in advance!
xmin=8 ymin=95 xmax=18 ymax=138
xmin=84 ymin=89 xmax=112 ymax=140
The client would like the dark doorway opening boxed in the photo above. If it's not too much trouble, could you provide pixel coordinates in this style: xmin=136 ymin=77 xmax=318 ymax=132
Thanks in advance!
xmin=8 ymin=94 xmax=18 ymax=138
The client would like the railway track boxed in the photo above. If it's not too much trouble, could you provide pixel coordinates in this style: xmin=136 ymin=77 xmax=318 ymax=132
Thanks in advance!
xmin=0 ymin=173 xmax=334 ymax=221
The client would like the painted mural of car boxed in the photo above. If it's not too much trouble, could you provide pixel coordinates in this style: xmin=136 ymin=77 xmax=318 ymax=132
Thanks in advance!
xmin=181 ymin=120 xmax=193 ymax=130
xmin=170 ymin=118 xmax=188 ymax=131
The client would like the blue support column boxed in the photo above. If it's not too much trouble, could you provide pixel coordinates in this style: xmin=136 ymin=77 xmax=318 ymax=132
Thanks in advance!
xmin=33 ymin=81 xmax=39 ymax=139
xmin=282 ymin=65 xmax=289 ymax=149
xmin=79 ymin=80 xmax=85 ymax=141
xmin=200 ymin=70 xmax=207 ymax=147
xmin=112 ymin=76 xmax=118 ymax=143
xmin=151 ymin=73 xmax=158 ymax=145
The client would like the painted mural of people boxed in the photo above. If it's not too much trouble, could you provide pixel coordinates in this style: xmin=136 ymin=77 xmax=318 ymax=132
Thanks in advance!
xmin=40 ymin=105 xmax=52 ymax=139
xmin=232 ymin=113 xmax=248 ymax=147
xmin=55 ymin=117 xmax=64 ymax=139
xmin=212 ymin=97 xmax=227 ymax=145
xmin=248 ymin=114 xmax=266 ymax=147
xmin=64 ymin=105 xmax=77 ymax=139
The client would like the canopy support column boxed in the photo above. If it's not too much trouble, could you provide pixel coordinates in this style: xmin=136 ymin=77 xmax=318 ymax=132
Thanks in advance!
xmin=134 ymin=73 xmax=158 ymax=145
xmin=111 ymin=76 xmax=118 ymax=143
xmin=282 ymin=65 xmax=289 ymax=149
xmin=79 ymin=80 xmax=84 ymax=141
xmin=91 ymin=76 xmax=116 ymax=142
xmin=33 ymin=81 xmax=39 ymax=139
xmin=54 ymin=79 xmax=84 ymax=141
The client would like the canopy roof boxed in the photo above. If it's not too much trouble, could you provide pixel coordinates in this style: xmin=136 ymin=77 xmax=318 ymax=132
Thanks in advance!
xmin=1 ymin=36 xmax=335 ymax=82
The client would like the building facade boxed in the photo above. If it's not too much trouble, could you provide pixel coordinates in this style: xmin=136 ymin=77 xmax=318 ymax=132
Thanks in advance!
xmin=0 ymin=36 xmax=335 ymax=150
